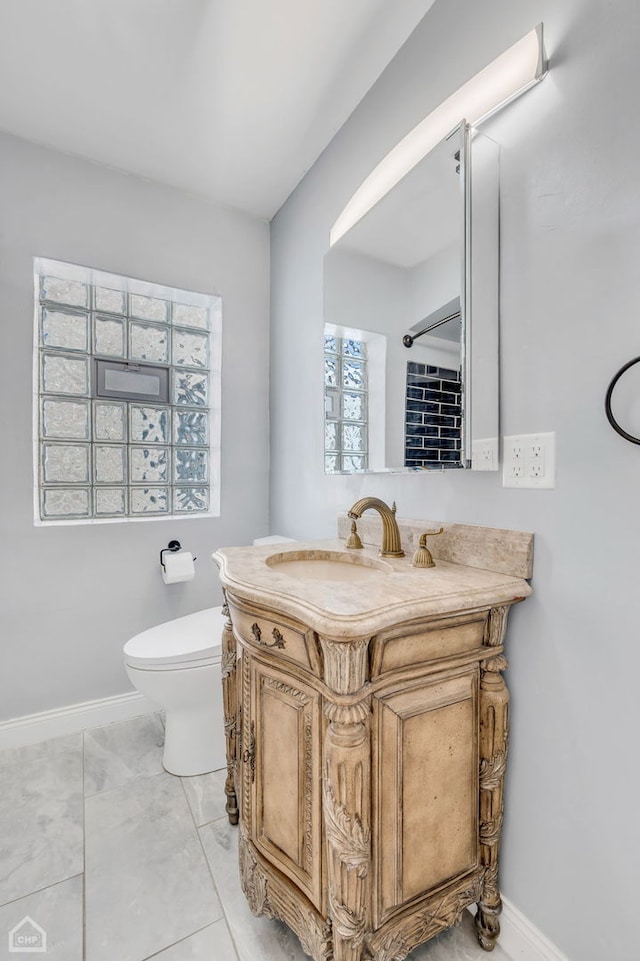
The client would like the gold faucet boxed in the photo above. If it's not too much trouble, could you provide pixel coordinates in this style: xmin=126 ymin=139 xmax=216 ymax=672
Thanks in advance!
xmin=347 ymin=497 xmax=404 ymax=557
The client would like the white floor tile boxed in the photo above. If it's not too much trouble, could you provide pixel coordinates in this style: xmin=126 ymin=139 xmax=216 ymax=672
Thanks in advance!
xmin=85 ymin=772 xmax=223 ymax=961
xmin=199 ymin=819 xmax=312 ymax=961
xmin=0 ymin=734 xmax=83 ymax=906
xmin=181 ymin=768 xmax=227 ymax=827
xmin=0 ymin=875 xmax=83 ymax=961
xmin=0 ymin=720 xmax=517 ymax=961
xmin=145 ymin=918 xmax=238 ymax=961
xmin=84 ymin=713 xmax=165 ymax=795
xmin=409 ymin=910 xmax=511 ymax=960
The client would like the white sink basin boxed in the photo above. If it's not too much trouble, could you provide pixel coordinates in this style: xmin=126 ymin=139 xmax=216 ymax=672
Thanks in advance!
xmin=266 ymin=550 xmax=392 ymax=582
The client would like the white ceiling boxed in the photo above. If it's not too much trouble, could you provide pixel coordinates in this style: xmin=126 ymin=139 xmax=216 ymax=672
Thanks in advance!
xmin=0 ymin=0 xmax=436 ymax=220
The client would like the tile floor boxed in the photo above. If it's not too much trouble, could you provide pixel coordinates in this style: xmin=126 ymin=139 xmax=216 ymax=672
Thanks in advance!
xmin=0 ymin=714 xmax=513 ymax=961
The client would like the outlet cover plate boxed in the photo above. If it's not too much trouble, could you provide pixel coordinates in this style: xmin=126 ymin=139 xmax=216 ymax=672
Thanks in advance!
xmin=472 ymin=437 xmax=499 ymax=471
xmin=503 ymin=432 xmax=555 ymax=489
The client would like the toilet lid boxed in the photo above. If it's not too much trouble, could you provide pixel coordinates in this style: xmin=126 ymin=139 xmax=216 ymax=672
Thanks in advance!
xmin=124 ymin=607 xmax=225 ymax=667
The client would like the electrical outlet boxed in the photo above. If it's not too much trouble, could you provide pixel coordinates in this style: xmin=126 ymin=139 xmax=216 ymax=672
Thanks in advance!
xmin=472 ymin=438 xmax=499 ymax=471
xmin=503 ymin=433 xmax=555 ymax=489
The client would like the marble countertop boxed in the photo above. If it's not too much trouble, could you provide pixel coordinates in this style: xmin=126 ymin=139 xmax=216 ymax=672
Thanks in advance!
xmin=213 ymin=539 xmax=532 ymax=638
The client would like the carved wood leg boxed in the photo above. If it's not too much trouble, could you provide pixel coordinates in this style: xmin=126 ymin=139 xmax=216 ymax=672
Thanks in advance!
xmin=221 ymin=597 xmax=239 ymax=825
xmin=238 ymin=823 xmax=274 ymax=918
xmin=475 ymin=652 xmax=509 ymax=951
xmin=323 ymin=700 xmax=371 ymax=961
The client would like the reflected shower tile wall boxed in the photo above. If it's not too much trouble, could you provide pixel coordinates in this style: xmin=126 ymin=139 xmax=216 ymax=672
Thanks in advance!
xmin=404 ymin=363 xmax=462 ymax=468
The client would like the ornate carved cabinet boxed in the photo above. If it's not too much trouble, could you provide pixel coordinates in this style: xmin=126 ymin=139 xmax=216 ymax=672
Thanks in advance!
xmin=215 ymin=536 xmax=532 ymax=961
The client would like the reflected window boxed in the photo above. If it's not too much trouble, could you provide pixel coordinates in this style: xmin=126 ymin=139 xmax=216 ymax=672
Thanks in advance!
xmin=324 ymin=335 xmax=368 ymax=471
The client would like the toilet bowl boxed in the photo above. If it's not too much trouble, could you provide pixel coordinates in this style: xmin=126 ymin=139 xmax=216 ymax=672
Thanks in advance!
xmin=124 ymin=536 xmax=297 ymax=777
xmin=124 ymin=607 xmax=227 ymax=777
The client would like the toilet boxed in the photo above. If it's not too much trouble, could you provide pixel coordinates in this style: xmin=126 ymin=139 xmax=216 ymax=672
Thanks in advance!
xmin=124 ymin=607 xmax=227 ymax=777
xmin=123 ymin=535 xmax=296 ymax=777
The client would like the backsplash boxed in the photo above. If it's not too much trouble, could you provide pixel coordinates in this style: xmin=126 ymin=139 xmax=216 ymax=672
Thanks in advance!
xmin=336 ymin=513 xmax=534 ymax=579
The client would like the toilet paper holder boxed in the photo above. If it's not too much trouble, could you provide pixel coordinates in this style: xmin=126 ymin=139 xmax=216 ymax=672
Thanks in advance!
xmin=160 ymin=540 xmax=197 ymax=570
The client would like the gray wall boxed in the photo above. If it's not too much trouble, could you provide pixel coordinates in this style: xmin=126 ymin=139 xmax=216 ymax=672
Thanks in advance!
xmin=270 ymin=0 xmax=640 ymax=958
xmin=0 ymin=131 xmax=270 ymax=721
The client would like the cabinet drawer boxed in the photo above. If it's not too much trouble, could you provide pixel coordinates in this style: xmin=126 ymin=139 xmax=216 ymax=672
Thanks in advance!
xmin=372 ymin=613 xmax=487 ymax=676
xmin=229 ymin=601 xmax=319 ymax=674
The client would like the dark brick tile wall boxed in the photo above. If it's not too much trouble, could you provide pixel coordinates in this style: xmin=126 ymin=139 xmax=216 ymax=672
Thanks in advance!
xmin=404 ymin=362 xmax=462 ymax=468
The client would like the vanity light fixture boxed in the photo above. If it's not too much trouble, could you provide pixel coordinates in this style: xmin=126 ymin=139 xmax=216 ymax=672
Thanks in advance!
xmin=330 ymin=23 xmax=547 ymax=246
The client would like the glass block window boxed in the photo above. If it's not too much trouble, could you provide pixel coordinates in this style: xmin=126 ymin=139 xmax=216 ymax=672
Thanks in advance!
xmin=324 ymin=334 xmax=368 ymax=472
xmin=34 ymin=258 xmax=221 ymax=523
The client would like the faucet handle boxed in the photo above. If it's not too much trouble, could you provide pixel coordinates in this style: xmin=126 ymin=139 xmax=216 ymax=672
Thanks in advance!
xmin=411 ymin=528 xmax=444 ymax=568
xmin=345 ymin=520 xmax=363 ymax=550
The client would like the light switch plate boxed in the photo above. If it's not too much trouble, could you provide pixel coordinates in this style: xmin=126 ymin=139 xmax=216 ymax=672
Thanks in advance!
xmin=503 ymin=432 xmax=555 ymax=489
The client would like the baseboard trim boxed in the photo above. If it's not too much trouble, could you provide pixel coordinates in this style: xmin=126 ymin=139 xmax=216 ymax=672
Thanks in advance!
xmin=469 ymin=896 xmax=569 ymax=961
xmin=0 ymin=691 xmax=158 ymax=750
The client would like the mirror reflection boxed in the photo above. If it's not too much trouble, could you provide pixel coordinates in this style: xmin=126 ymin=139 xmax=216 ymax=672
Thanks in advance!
xmin=324 ymin=122 xmax=499 ymax=473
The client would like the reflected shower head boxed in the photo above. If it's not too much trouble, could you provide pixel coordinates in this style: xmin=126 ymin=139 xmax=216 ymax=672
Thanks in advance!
xmin=402 ymin=334 xmax=414 ymax=348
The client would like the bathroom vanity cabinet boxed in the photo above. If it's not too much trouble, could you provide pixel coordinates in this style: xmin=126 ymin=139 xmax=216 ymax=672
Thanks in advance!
xmin=214 ymin=531 xmax=532 ymax=961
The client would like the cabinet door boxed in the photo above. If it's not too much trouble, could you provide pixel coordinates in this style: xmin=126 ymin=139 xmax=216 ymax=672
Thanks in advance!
xmin=247 ymin=658 xmax=324 ymax=912
xmin=373 ymin=668 xmax=479 ymax=925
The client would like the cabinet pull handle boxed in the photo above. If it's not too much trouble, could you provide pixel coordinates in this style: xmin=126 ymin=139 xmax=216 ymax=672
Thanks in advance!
xmin=242 ymin=721 xmax=256 ymax=783
xmin=251 ymin=622 xmax=286 ymax=650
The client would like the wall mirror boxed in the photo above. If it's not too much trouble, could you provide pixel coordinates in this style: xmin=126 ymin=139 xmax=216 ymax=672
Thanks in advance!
xmin=323 ymin=122 xmax=499 ymax=473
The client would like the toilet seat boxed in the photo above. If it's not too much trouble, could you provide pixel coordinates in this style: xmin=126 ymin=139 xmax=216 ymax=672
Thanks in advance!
xmin=123 ymin=607 xmax=225 ymax=670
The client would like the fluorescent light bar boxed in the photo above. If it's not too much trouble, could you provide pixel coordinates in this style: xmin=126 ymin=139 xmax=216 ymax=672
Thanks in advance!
xmin=330 ymin=24 xmax=547 ymax=246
